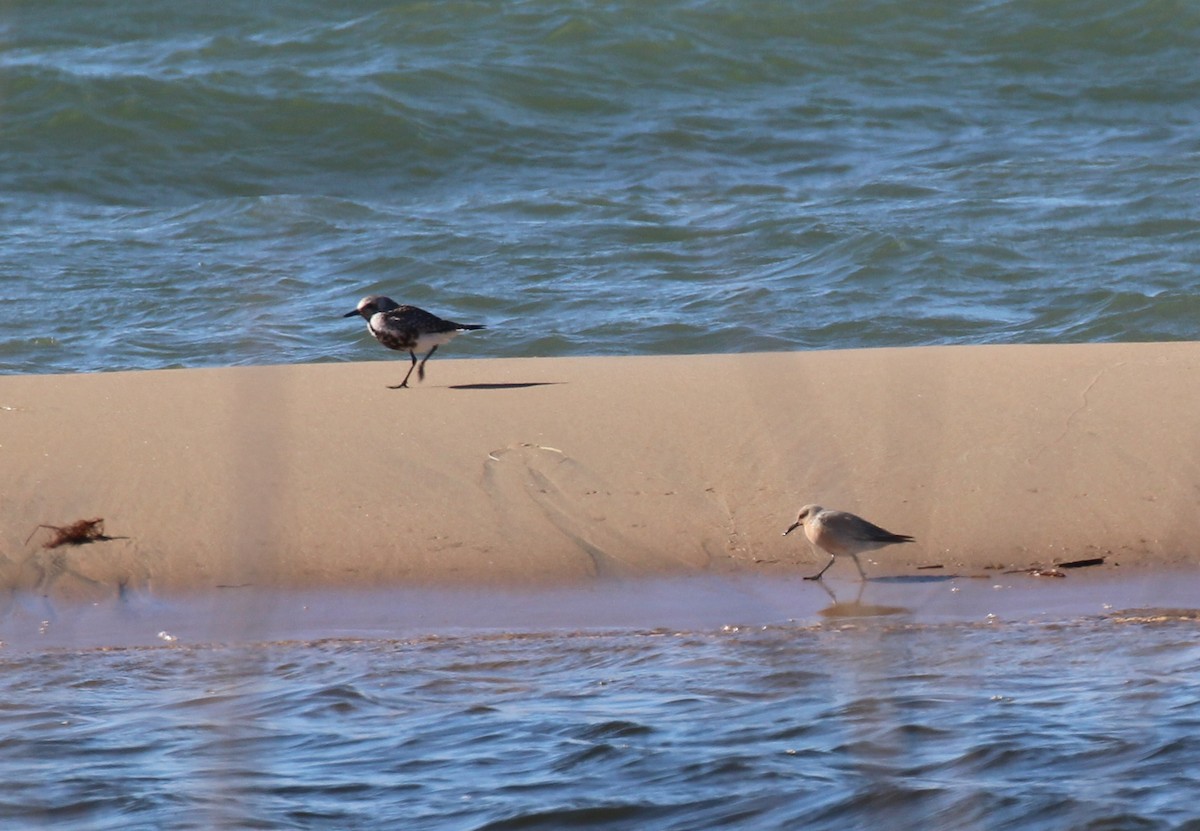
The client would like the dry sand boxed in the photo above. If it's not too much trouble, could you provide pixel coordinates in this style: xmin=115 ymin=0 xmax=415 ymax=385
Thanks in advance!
xmin=3 ymin=343 xmax=1200 ymax=605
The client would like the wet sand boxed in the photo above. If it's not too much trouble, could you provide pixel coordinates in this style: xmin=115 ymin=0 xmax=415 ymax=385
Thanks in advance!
xmin=2 ymin=343 xmax=1200 ymax=615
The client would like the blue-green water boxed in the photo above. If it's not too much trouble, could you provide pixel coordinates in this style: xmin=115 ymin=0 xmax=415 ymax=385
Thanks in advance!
xmin=3 ymin=576 xmax=1200 ymax=830
xmin=4 ymin=579 xmax=1200 ymax=831
xmin=4 ymin=1 xmax=1200 ymax=827
xmin=2 ymin=0 xmax=1199 ymax=374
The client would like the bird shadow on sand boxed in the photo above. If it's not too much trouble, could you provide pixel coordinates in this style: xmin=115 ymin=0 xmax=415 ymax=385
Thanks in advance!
xmin=868 ymin=574 xmax=960 ymax=584
xmin=448 ymin=382 xmax=564 ymax=391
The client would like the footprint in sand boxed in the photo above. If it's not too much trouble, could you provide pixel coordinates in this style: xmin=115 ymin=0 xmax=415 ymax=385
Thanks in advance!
xmin=482 ymin=443 xmax=715 ymax=578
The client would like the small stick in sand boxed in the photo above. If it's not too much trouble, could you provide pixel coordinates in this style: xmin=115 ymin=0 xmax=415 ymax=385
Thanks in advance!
xmin=1059 ymin=557 xmax=1106 ymax=569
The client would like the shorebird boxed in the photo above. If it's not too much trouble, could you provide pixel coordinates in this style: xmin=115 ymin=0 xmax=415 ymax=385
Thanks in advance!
xmin=344 ymin=295 xmax=485 ymax=389
xmin=783 ymin=504 xmax=914 ymax=581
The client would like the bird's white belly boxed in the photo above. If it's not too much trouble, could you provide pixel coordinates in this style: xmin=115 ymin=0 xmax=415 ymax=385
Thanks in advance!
xmin=412 ymin=330 xmax=461 ymax=352
xmin=809 ymin=522 xmax=855 ymax=556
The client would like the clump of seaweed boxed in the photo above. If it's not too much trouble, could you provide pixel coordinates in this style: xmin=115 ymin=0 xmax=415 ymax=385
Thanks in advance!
xmin=24 ymin=517 xmax=117 ymax=549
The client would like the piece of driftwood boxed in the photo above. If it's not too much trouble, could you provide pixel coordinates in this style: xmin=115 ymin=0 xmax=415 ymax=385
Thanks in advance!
xmin=24 ymin=517 xmax=119 ymax=549
xmin=1005 ymin=556 xmax=1106 ymax=576
xmin=1058 ymin=557 xmax=1106 ymax=569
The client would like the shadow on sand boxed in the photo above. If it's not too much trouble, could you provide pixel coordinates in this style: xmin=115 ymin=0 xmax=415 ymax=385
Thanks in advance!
xmin=868 ymin=574 xmax=961 ymax=584
xmin=448 ymin=382 xmax=564 ymax=391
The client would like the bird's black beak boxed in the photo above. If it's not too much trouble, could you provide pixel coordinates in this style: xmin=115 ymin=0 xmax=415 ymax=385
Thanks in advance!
xmin=343 ymin=309 xmax=360 ymax=318
xmin=783 ymin=521 xmax=801 ymax=537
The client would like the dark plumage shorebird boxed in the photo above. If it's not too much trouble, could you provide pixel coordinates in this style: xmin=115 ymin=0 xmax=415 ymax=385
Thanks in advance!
xmin=783 ymin=504 xmax=915 ymax=581
xmin=344 ymin=295 xmax=486 ymax=389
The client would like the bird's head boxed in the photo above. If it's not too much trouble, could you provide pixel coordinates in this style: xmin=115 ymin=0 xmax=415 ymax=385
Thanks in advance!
xmin=783 ymin=504 xmax=822 ymax=536
xmin=343 ymin=295 xmax=400 ymax=320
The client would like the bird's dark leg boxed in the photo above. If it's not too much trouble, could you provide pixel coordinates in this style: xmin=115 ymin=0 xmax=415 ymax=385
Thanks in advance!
xmin=416 ymin=345 xmax=439 ymax=381
xmin=851 ymin=554 xmax=868 ymax=581
xmin=388 ymin=352 xmax=419 ymax=389
xmin=804 ymin=554 xmax=837 ymax=581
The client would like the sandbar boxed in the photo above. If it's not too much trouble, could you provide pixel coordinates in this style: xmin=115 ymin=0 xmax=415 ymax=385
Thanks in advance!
xmin=3 ymin=344 xmax=1199 ymax=615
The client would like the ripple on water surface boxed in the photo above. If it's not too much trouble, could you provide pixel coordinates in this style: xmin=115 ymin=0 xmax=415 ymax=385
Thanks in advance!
xmin=3 ymin=603 xmax=1200 ymax=830
xmin=3 ymin=1 xmax=1200 ymax=373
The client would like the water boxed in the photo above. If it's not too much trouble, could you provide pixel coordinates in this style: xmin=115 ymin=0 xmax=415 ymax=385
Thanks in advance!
xmin=4 ymin=2 xmax=1200 ymax=827
xmin=2 ymin=0 xmax=1199 ymax=374
xmin=4 ymin=582 xmax=1200 ymax=830
xmin=2 ymin=576 xmax=1200 ymax=829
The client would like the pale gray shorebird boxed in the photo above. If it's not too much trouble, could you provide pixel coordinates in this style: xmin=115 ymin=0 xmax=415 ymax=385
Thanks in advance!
xmin=783 ymin=504 xmax=914 ymax=581
xmin=344 ymin=295 xmax=485 ymax=389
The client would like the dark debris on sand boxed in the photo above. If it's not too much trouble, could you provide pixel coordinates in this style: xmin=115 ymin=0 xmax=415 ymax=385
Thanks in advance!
xmin=24 ymin=517 xmax=123 ymax=549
